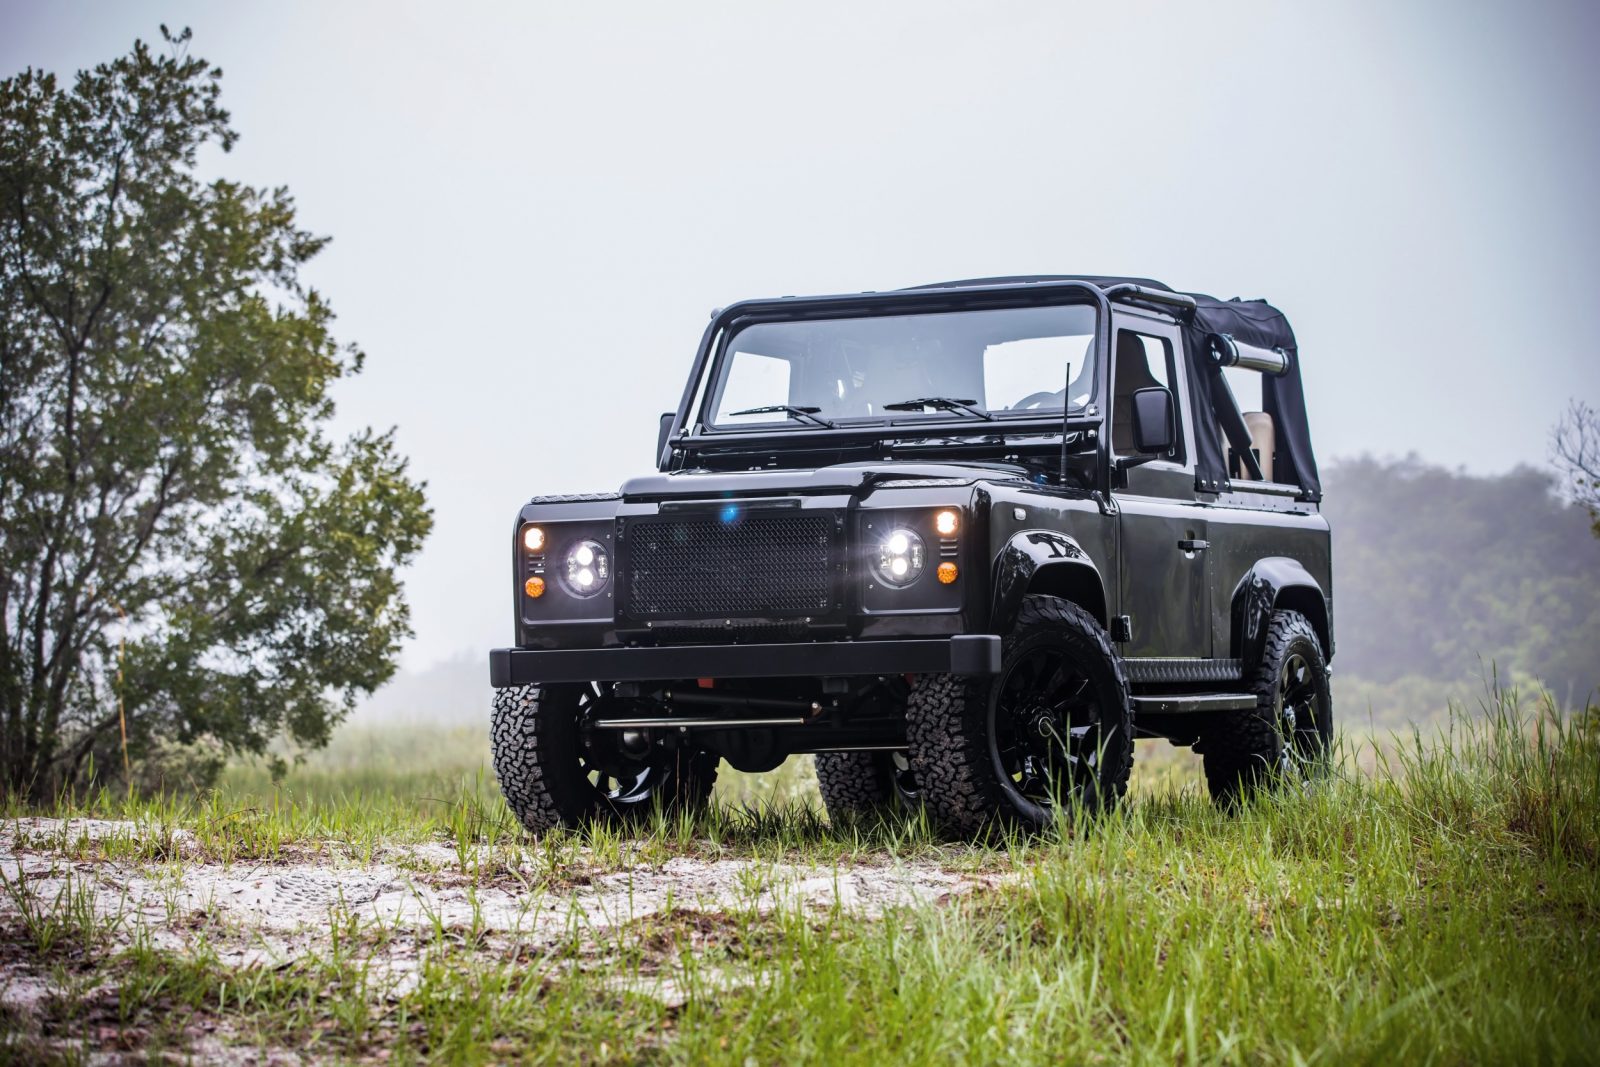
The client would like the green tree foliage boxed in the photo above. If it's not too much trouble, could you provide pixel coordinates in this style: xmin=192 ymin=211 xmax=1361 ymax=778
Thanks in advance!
xmin=0 ymin=30 xmax=431 ymax=800
xmin=1323 ymin=457 xmax=1600 ymax=707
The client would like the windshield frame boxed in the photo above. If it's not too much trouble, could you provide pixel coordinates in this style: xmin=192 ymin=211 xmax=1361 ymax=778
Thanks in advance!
xmin=688 ymin=287 xmax=1106 ymax=441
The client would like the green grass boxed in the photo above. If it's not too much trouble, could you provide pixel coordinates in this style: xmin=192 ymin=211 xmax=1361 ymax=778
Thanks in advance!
xmin=3 ymin=685 xmax=1597 ymax=1064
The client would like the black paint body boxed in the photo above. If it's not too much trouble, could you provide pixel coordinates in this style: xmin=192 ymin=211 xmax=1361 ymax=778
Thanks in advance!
xmin=488 ymin=278 xmax=1331 ymax=760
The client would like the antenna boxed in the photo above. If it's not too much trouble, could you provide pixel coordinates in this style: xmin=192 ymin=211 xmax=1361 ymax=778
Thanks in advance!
xmin=1060 ymin=360 xmax=1072 ymax=485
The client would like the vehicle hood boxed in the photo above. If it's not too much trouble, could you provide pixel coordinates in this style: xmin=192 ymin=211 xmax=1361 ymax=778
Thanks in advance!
xmin=619 ymin=461 xmax=1026 ymax=501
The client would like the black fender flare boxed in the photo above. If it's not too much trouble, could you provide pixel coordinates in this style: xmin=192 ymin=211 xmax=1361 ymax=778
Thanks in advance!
xmin=990 ymin=530 xmax=1108 ymax=635
xmin=1230 ymin=557 xmax=1332 ymax=669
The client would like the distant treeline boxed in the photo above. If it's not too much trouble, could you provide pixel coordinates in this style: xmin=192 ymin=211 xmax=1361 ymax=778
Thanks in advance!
xmin=1323 ymin=456 xmax=1600 ymax=720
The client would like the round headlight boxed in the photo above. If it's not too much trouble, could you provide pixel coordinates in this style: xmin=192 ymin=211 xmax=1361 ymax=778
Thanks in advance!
xmin=560 ymin=539 xmax=609 ymax=597
xmin=875 ymin=528 xmax=926 ymax=587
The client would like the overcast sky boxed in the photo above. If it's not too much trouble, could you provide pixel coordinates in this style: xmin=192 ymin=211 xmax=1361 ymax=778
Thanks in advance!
xmin=5 ymin=1 xmax=1598 ymax=671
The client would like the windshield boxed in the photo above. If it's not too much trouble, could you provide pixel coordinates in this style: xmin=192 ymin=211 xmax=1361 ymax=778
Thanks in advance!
xmin=704 ymin=304 xmax=1097 ymax=428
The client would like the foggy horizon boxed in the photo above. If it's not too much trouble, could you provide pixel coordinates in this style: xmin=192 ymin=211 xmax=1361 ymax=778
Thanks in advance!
xmin=5 ymin=1 xmax=1597 ymax=671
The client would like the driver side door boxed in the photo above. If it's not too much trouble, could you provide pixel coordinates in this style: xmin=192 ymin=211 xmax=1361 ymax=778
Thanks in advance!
xmin=1110 ymin=318 xmax=1212 ymax=658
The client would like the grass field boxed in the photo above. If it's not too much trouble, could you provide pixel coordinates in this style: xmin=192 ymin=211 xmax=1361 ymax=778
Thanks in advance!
xmin=2 ymin=685 xmax=1597 ymax=1064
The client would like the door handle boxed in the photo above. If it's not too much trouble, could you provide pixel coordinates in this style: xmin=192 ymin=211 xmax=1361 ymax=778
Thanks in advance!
xmin=1177 ymin=538 xmax=1210 ymax=552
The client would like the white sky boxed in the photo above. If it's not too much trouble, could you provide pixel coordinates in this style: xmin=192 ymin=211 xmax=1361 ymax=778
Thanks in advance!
xmin=5 ymin=1 xmax=1598 ymax=670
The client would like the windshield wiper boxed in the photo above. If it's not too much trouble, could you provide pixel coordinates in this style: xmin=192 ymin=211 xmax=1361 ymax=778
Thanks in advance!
xmin=727 ymin=404 xmax=836 ymax=428
xmin=882 ymin=397 xmax=993 ymax=420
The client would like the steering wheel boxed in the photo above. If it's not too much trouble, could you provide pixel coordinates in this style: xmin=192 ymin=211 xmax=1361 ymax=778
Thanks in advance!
xmin=1011 ymin=390 xmax=1062 ymax=410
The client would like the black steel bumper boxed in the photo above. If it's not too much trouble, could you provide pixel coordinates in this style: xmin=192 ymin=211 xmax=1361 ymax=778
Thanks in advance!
xmin=488 ymin=635 xmax=1002 ymax=688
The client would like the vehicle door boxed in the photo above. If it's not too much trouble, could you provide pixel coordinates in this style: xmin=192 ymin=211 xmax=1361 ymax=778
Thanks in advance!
xmin=1109 ymin=316 xmax=1212 ymax=657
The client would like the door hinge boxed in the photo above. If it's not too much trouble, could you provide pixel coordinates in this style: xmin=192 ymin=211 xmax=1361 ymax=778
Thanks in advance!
xmin=1111 ymin=615 xmax=1133 ymax=643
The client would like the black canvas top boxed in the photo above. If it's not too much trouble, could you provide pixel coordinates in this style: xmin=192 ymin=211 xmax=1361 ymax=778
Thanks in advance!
xmin=1183 ymin=292 xmax=1297 ymax=353
xmin=1178 ymin=293 xmax=1319 ymax=501
xmin=908 ymin=274 xmax=1176 ymax=293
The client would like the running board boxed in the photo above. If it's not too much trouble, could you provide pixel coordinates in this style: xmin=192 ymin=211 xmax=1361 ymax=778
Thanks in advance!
xmin=1124 ymin=658 xmax=1243 ymax=685
xmin=1131 ymin=693 xmax=1256 ymax=714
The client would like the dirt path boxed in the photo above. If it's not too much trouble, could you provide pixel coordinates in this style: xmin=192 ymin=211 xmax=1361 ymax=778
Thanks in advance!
xmin=2 ymin=817 xmax=989 ymax=938
xmin=0 ymin=817 xmax=1003 ymax=1048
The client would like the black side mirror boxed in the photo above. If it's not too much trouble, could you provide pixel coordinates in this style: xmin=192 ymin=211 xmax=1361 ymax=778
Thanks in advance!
xmin=657 ymin=412 xmax=675 ymax=464
xmin=1130 ymin=387 xmax=1175 ymax=454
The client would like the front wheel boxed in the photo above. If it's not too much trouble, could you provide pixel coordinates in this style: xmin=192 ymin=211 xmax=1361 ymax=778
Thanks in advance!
xmin=905 ymin=595 xmax=1133 ymax=837
xmin=491 ymin=683 xmax=718 ymax=834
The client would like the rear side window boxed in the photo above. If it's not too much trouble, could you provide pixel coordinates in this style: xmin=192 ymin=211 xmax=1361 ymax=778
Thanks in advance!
xmin=1221 ymin=365 xmax=1262 ymax=412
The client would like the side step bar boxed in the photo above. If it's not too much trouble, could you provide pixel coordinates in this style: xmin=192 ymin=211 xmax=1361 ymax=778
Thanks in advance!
xmin=1131 ymin=693 xmax=1256 ymax=714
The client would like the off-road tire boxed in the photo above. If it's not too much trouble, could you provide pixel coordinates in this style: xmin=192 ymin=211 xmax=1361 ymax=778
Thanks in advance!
xmin=491 ymin=683 xmax=718 ymax=834
xmin=1197 ymin=609 xmax=1332 ymax=806
xmin=905 ymin=595 xmax=1134 ymax=837
xmin=813 ymin=751 xmax=919 ymax=825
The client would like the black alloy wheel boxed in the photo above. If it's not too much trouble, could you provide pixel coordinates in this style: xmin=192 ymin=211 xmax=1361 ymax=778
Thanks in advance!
xmin=989 ymin=640 xmax=1110 ymax=817
xmin=906 ymin=595 xmax=1133 ymax=837
xmin=574 ymin=684 xmax=682 ymax=809
xmin=1197 ymin=608 xmax=1333 ymax=806
xmin=1276 ymin=646 xmax=1331 ymax=780
xmin=491 ymin=682 xmax=717 ymax=834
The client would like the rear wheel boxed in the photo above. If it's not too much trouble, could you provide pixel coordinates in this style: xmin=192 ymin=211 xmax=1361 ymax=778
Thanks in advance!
xmin=906 ymin=595 xmax=1133 ymax=837
xmin=1197 ymin=609 xmax=1332 ymax=806
xmin=814 ymin=750 xmax=920 ymax=825
xmin=491 ymin=683 xmax=718 ymax=834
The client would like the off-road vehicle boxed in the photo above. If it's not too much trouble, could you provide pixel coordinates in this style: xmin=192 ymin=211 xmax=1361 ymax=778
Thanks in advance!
xmin=488 ymin=275 xmax=1332 ymax=835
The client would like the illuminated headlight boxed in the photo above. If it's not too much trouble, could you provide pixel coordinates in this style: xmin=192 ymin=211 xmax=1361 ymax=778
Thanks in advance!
xmin=874 ymin=528 xmax=925 ymax=588
xmin=560 ymin=539 xmax=609 ymax=597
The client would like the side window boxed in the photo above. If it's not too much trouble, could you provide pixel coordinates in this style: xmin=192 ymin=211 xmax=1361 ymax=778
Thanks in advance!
xmin=1220 ymin=365 xmax=1262 ymax=413
xmin=712 ymin=351 xmax=792 ymax=423
xmin=1218 ymin=365 xmax=1277 ymax=482
xmin=1111 ymin=330 xmax=1183 ymax=463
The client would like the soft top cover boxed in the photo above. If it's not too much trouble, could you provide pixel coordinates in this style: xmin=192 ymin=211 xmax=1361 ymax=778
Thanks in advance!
xmin=910 ymin=274 xmax=1176 ymax=293
xmin=1178 ymin=292 xmax=1319 ymax=501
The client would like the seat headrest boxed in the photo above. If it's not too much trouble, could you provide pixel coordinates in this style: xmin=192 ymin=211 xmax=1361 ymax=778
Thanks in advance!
xmin=1114 ymin=332 xmax=1162 ymax=394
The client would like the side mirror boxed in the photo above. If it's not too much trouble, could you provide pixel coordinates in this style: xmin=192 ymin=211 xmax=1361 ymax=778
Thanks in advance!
xmin=656 ymin=412 xmax=675 ymax=464
xmin=1130 ymin=387 xmax=1175 ymax=454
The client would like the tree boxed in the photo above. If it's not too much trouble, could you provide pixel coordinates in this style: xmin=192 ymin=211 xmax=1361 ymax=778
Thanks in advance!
xmin=1322 ymin=456 xmax=1600 ymax=710
xmin=0 ymin=30 xmax=432 ymax=800
xmin=1552 ymin=399 xmax=1600 ymax=537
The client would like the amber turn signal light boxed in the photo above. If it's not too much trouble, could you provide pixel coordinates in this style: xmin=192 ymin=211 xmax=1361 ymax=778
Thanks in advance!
xmin=524 ymin=576 xmax=546 ymax=598
xmin=936 ymin=561 xmax=958 ymax=584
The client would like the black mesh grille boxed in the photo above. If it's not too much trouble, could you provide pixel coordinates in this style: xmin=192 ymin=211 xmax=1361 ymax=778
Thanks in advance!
xmin=624 ymin=513 xmax=835 ymax=620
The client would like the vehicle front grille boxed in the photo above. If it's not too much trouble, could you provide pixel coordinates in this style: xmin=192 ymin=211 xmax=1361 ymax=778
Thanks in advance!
xmin=621 ymin=512 xmax=837 ymax=622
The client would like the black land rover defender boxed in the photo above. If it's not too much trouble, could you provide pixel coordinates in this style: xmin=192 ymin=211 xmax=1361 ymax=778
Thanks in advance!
xmin=488 ymin=276 xmax=1332 ymax=835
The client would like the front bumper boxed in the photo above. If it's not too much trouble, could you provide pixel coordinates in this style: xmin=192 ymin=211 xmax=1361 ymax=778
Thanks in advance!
xmin=488 ymin=635 xmax=1002 ymax=688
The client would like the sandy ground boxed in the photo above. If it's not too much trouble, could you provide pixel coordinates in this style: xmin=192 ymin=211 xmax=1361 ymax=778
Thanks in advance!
xmin=0 ymin=817 xmax=1002 ymax=1053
